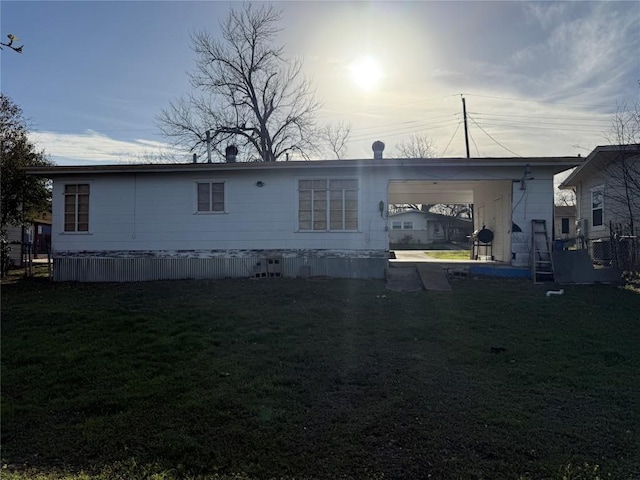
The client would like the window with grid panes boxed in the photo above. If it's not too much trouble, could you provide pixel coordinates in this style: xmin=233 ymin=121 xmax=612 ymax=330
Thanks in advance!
xmin=197 ymin=182 xmax=225 ymax=212
xmin=298 ymin=179 xmax=358 ymax=231
xmin=64 ymin=184 xmax=90 ymax=232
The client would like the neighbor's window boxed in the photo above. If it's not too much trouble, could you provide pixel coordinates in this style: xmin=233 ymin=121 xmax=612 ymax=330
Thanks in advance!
xmin=591 ymin=186 xmax=604 ymax=228
xmin=392 ymin=221 xmax=402 ymax=229
xmin=403 ymin=221 xmax=413 ymax=230
xmin=298 ymin=179 xmax=358 ymax=231
xmin=64 ymin=184 xmax=90 ymax=232
xmin=197 ymin=182 xmax=225 ymax=213
xmin=561 ymin=218 xmax=570 ymax=234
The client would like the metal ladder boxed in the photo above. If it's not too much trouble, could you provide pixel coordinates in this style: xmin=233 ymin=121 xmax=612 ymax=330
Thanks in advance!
xmin=531 ymin=219 xmax=554 ymax=283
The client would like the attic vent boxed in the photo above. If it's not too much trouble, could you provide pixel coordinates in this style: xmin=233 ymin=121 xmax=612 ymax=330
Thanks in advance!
xmin=252 ymin=257 xmax=282 ymax=278
xmin=372 ymin=140 xmax=385 ymax=159
xmin=225 ymin=145 xmax=238 ymax=163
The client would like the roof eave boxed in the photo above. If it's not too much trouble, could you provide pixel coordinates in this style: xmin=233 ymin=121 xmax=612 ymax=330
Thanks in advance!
xmin=25 ymin=156 xmax=584 ymax=177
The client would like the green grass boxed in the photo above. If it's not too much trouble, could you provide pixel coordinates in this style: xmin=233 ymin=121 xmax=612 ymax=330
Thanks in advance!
xmin=424 ymin=250 xmax=473 ymax=260
xmin=2 ymin=271 xmax=640 ymax=479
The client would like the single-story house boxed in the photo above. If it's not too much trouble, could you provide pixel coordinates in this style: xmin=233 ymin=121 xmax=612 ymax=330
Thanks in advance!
xmin=559 ymin=144 xmax=639 ymax=261
xmin=3 ymin=212 xmax=52 ymax=266
xmin=28 ymin=143 xmax=581 ymax=281
xmin=389 ymin=210 xmax=472 ymax=245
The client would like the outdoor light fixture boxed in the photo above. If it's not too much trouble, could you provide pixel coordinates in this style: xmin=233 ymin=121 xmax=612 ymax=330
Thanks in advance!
xmin=255 ymin=181 xmax=265 ymax=187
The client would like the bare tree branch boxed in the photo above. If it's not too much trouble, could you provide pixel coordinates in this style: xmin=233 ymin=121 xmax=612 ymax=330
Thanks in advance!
xmin=320 ymin=122 xmax=351 ymax=160
xmin=156 ymin=4 xmax=320 ymax=162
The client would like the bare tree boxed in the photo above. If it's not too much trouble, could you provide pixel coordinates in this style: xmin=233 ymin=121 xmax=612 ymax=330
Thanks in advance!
xmin=320 ymin=121 xmax=351 ymax=160
xmin=555 ymin=189 xmax=576 ymax=207
xmin=392 ymin=133 xmax=436 ymax=158
xmin=157 ymin=3 xmax=320 ymax=162
xmin=603 ymin=102 xmax=640 ymax=235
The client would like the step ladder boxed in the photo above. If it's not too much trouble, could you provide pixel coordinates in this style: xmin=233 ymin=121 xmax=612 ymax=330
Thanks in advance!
xmin=531 ymin=219 xmax=554 ymax=283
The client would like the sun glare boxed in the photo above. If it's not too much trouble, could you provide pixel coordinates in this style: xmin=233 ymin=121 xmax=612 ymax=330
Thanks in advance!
xmin=349 ymin=55 xmax=383 ymax=92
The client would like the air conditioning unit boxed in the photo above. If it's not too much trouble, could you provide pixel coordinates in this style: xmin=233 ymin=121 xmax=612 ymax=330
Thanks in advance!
xmin=576 ymin=218 xmax=588 ymax=237
xmin=591 ymin=239 xmax=611 ymax=264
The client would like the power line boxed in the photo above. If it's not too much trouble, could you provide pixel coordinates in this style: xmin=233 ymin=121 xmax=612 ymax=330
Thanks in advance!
xmin=465 ymin=93 xmax=611 ymax=109
xmin=440 ymin=121 xmax=462 ymax=157
xmin=467 ymin=114 xmax=521 ymax=157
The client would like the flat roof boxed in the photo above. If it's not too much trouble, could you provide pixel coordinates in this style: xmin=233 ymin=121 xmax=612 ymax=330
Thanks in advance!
xmin=27 ymin=156 xmax=583 ymax=177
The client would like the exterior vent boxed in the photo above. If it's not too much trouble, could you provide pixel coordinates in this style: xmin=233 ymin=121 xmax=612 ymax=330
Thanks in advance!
xmin=225 ymin=145 xmax=238 ymax=163
xmin=372 ymin=141 xmax=385 ymax=159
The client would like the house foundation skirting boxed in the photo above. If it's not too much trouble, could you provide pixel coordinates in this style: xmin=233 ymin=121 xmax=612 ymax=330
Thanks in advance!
xmin=52 ymin=250 xmax=388 ymax=282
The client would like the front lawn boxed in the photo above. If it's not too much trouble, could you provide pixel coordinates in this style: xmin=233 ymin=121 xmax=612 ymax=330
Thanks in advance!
xmin=2 ymin=273 xmax=639 ymax=479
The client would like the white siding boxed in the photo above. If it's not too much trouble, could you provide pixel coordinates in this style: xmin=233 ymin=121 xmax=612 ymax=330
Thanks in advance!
xmin=473 ymin=181 xmax=512 ymax=262
xmin=52 ymin=168 xmax=389 ymax=254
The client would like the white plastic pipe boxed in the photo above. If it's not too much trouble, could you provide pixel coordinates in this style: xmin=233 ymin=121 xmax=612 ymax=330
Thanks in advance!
xmin=546 ymin=289 xmax=565 ymax=297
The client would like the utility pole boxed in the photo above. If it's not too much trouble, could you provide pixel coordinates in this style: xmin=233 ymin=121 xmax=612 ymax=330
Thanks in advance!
xmin=462 ymin=96 xmax=470 ymax=158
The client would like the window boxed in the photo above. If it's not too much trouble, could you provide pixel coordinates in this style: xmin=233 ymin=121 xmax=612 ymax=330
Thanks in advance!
xmin=403 ymin=221 xmax=413 ymax=230
xmin=561 ymin=218 xmax=570 ymax=234
xmin=298 ymin=179 xmax=358 ymax=231
xmin=392 ymin=221 xmax=402 ymax=229
xmin=591 ymin=186 xmax=604 ymax=228
xmin=197 ymin=182 xmax=225 ymax=213
xmin=64 ymin=184 xmax=90 ymax=232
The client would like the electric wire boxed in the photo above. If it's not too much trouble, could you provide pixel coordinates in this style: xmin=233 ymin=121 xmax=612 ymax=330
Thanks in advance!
xmin=440 ymin=121 xmax=462 ymax=156
xmin=467 ymin=114 xmax=522 ymax=157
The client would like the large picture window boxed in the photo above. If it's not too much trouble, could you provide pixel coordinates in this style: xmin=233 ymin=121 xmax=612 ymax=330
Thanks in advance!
xmin=197 ymin=182 xmax=225 ymax=213
xmin=591 ymin=186 xmax=604 ymax=228
xmin=298 ymin=179 xmax=358 ymax=231
xmin=64 ymin=184 xmax=90 ymax=232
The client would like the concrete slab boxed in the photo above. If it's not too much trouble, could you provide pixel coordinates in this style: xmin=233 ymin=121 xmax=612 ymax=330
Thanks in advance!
xmin=416 ymin=264 xmax=452 ymax=292
xmin=385 ymin=266 xmax=423 ymax=292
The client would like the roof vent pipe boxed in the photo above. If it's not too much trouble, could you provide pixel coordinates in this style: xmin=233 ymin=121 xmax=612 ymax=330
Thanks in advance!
xmin=225 ymin=145 xmax=238 ymax=163
xmin=372 ymin=141 xmax=385 ymax=159
xmin=192 ymin=153 xmax=197 ymax=164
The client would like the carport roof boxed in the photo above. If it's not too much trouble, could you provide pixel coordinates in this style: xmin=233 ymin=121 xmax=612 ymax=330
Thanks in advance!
xmin=27 ymin=156 xmax=583 ymax=176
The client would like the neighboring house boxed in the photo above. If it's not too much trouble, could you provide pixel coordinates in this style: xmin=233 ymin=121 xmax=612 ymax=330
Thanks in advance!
xmin=559 ymin=144 xmax=640 ymax=262
xmin=4 ymin=212 xmax=52 ymax=266
xmin=28 ymin=144 xmax=580 ymax=281
xmin=389 ymin=210 xmax=472 ymax=245
xmin=553 ymin=205 xmax=576 ymax=241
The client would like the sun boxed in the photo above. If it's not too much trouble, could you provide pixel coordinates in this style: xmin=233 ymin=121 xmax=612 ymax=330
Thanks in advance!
xmin=349 ymin=55 xmax=383 ymax=92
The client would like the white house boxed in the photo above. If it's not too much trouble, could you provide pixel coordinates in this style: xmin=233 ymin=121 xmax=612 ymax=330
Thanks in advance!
xmin=29 ymin=145 xmax=581 ymax=281
xmin=388 ymin=210 xmax=472 ymax=245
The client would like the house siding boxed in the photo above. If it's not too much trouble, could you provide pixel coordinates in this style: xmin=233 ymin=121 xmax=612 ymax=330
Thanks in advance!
xmin=51 ymin=168 xmax=390 ymax=280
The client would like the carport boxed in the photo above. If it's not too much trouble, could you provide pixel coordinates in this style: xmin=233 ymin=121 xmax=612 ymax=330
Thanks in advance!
xmin=387 ymin=179 xmax=513 ymax=263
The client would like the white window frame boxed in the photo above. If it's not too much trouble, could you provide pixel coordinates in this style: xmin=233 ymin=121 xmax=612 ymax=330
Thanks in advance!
xmin=62 ymin=182 xmax=91 ymax=234
xmin=591 ymin=185 xmax=604 ymax=230
xmin=403 ymin=221 xmax=413 ymax=230
xmin=297 ymin=178 xmax=359 ymax=232
xmin=392 ymin=221 xmax=402 ymax=230
xmin=195 ymin=180 xmax=227 ymax=214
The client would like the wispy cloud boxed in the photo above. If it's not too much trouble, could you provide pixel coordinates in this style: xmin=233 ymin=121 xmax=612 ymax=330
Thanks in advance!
xmin=30 ymin=130 xmax=187 ymax=165
xmin=509 ymin=2 xmax=639 ymax=109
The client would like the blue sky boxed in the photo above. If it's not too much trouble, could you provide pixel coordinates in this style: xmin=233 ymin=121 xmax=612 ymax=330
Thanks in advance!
xmin=1 ymin=1 xmax=639 ymax=165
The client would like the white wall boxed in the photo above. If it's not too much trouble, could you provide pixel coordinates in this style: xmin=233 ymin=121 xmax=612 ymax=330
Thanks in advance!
xmin=51 ymin=167 xmax=390 ymax=254
xmin=511 ymin=179 xmax=555 ymax=266
xmin=472 ymin=181 xmax=512 ymax=262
